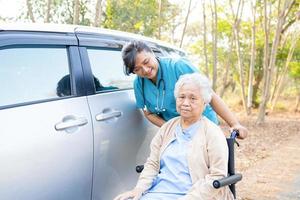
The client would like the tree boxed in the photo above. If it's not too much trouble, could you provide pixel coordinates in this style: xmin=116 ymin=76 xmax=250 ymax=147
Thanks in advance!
xmin=94 ymin=0 xmax=103 ymax=27
xmin=45 ymin=0 xmax=52 ymax=23
xmin=210 ymin=0 xmax=218 ymax=90
xmin=202 ymin=0 xmax=209 ymax=77
xmin=230 ymin=0 xmax=247 ymax=113
xmin=26 ymin=0 xmax=35 ymax=22
xmin=179 ymin=0 xmax=192 ymax=48
xmin=257 ymin=0 xmax=295 ymax=124
xmin=247 ymin=0 xmax=257 ymax=114
xmin=103 ymin=0 xmax=180 ymax=38
xmin=271 ymin=33 xmax=299 ymax=110
xmin=289 ymin=61 xmax=300 ymax=111
xmin=73 ymin=0 xmax=80 ymax=24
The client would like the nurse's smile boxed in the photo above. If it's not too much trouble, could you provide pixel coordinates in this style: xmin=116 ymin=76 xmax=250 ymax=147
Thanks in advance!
xmin=134 ymin=50 xmax=159 ymax=83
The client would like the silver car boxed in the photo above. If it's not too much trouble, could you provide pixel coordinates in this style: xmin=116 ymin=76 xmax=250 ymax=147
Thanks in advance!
xmin=0 ymin=23 xmax=186 ymax=200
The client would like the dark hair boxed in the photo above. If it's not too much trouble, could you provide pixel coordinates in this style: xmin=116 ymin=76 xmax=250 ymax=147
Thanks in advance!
xmin=57 ymin=74 xmax=103 ymax=97
xmin=56 ymin=75 xmax=72 ymax=97
xmin=122 ymin=40 xmax=153 ymax=75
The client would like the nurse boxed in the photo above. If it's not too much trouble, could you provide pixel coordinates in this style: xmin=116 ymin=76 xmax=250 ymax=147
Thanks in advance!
xmin=122 ymin=40 xmax=248 ymax=139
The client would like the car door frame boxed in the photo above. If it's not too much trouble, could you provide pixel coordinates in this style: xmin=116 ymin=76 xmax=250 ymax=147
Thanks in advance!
xmin=0 ymin=30 xmax=86 ymax=109
xmin=0 ymin=30 xmax=94 ymax=200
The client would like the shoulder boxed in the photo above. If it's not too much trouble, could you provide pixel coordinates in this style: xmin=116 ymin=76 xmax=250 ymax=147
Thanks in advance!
xmin=203 ymin=117 xmax=225 ymax=139
xmin=172 ymin=58 xmax=198 ymax=73
xmin=164 ymin=116 xmax=181 ymax=127
xmin=158 ymin=117 xmax=180 ymax=135
xmin=133 ymin=77 xmax=142 ymax=88
xmin=159 ymin=57 xmax=189 ymax=66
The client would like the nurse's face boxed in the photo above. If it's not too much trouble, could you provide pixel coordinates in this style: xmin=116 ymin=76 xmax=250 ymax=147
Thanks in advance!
xmin=133 ymin=50 xmax=159 ymax=82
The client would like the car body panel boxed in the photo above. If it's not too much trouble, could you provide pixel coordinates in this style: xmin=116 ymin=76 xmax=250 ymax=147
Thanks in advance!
xmin=0 ymin=97 xmax=93 ymax=200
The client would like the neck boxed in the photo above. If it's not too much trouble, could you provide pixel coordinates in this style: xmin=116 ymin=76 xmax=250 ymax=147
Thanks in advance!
xmin=150 ymin=76 xmax=157 ymax=84
xmin=180 ymin=117 xmax=200 ymax=129
xmin=150 ymin=58 xmax=159 ymax=84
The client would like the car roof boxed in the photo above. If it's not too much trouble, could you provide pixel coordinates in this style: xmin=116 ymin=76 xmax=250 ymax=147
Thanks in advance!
xmin=0 ymin=23 xmax=185 ymax=53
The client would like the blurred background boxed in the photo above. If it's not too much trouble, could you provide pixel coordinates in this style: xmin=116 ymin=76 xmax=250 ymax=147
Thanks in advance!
xmin=1 ymin=0 xmax=300 ymax=199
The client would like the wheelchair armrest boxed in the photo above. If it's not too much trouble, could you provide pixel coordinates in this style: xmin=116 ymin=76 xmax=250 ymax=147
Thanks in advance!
xmin=212 ymin=173 xmax=242 ymax=189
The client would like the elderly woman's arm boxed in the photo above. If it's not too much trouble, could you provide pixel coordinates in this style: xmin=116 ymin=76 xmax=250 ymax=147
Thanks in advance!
xmin=179 ymin=125 xmax=233 ymax=200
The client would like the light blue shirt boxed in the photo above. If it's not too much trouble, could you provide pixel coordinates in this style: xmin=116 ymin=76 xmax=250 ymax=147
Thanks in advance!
xmin=133 ymin=57 xmax=218 ymax=124
xmin=140 ymin=121 xmax=201 ymax=199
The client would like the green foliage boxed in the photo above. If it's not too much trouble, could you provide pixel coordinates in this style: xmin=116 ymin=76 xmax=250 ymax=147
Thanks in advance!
xmin=18 ymin=0 xmax=91 ymax=25
xmin=103 ymin=0 xmax=179 ymax=37
xmin=289 ymin=61 xmax=300 ymax=79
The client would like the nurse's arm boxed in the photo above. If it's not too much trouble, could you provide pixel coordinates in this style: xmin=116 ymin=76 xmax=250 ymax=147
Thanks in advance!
xmin=142 ymin=109 xmax=166 ymax=127
xmin=210 ymin=92 xmax=248 ymax=139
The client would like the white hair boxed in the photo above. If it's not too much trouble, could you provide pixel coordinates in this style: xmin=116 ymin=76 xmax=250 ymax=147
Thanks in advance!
xmin=174 ymin=73 xmax=213 ymax=104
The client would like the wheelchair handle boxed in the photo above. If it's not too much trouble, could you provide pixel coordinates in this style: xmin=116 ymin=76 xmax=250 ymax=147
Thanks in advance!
xmin=230 ymin=130 xmax=239 ymax=139
xmin=213 ymin=173 xmax=242 ymax=189
xmin=230 ymin=130 xmax=240 ymax=147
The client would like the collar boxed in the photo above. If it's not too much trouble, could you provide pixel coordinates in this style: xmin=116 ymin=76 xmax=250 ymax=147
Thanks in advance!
xmin=155 ymin=58 xmax=163 ymax=86
xmin=176 ymin=120 xmax=202 ymax=141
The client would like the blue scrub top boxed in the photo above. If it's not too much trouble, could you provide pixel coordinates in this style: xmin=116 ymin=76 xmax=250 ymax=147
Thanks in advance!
xmin=133 ymin=57 xmax=218 ymax=124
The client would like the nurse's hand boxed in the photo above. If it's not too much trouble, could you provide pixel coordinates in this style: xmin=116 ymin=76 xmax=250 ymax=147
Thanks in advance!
xmin=231 ymin=124 xmax=248 ymax=139
xmin=142 ymin=109 xmax=166 ymax=127
xmin=113 ymin=188 xmax=143 ymax=200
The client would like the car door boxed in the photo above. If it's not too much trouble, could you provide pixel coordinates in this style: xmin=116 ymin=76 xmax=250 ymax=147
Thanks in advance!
xmin=77 ymin=34 xmax=158 ymax=200
xmin=0 ymin=31 xmax=93 ymax=200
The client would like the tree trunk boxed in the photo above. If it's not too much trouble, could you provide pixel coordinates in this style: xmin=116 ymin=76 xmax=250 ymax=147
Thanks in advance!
xmin=295 ymin=91 xmax=300 ymax=112
xmin=219 ymin=65 xmax=230 ymax=98
xmin=270 ymin=62 xmax=280 ymax=103
xmin=157 ymin=0 xmax=162 ymax=40
xmin=257 ymin=0 xmax=271 ymax=124
xmin=247 ymin=1 xmax=256 ymax=115
xmin=257 ymin=0 xmax=294 ymax=124
xmin=26 ymin=0 xmax=35 ymax=22
xmin=94 ymin=0 xmax=103 ymax=27
xmin=45 ymin=0 xmax=52 ymax=23
xmin=219 ymin=38 xmax=234 ymax=97
xmin=271 ymin=34 xmax=299 ymax=110
xmin=73 ymin=0 xmax=80 ymax=24
xmin=230 ymin=0 xmax=247 ymax=113
xmin=202 ymin=0 xmax=209 ymax=77
xmin=179 ymin=0 xmax=192 ymax=48
xmin=210 ymin=0 xmax=218 ymax=90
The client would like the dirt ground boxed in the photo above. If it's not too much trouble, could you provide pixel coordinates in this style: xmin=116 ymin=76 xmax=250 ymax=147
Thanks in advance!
xmin=222 ymin=110 xmax=300 ymax=199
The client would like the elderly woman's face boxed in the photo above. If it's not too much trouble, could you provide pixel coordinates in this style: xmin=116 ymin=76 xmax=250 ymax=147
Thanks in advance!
xmin=176 ymin=83 xmax=205 ymax=120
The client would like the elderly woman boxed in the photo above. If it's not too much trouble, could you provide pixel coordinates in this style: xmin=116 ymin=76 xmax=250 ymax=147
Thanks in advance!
xmin=114 ymin=73 xmax=234 ymax=200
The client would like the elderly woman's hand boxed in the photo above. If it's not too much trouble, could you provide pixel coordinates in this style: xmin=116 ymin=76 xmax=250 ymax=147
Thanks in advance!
xmin=231 ymin=124 xmax=248 ymax=139
xmin=113 ymin=188 xmax=143 ymax=200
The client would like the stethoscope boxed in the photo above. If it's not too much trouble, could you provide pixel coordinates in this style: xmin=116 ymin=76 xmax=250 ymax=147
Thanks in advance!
xmin=141 ymin=59 xmax=166 ymax=114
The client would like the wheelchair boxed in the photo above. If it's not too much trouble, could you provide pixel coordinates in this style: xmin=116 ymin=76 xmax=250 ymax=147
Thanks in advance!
xmin=135 ymin=130 xmax=242 ymax=199
xmin=212 ymin=130 xmax=242 ymax=199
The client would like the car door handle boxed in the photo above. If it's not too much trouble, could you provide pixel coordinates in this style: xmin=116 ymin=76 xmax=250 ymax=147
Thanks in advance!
xmin=55 ymin=117 xmax=88 ymax=131
xmin=96 ymin=111 xmax=122 ymax=121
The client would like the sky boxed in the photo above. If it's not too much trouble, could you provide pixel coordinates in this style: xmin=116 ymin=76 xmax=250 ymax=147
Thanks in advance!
xmin=0 ymin=0 xmax=24 ymax=19
xmin=0 ymin=0 xmax=252 ymax=22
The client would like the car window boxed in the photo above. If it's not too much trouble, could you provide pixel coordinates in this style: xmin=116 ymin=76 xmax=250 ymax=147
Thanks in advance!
xmin=87 ymin=48 xmax=135 ymax=92
xmin=0 ymin=46 xmax=70 ymax=107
